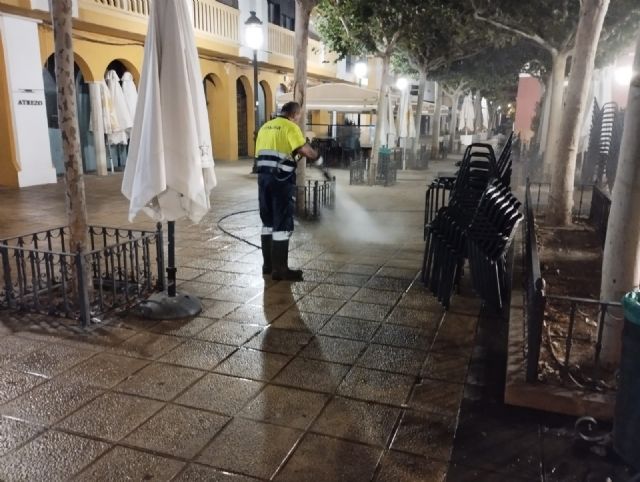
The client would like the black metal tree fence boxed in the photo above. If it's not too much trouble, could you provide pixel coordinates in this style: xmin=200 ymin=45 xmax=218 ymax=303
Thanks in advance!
xmin=297 ymin=177 xmax=336 ymax=219
xmin=0 ymin=225 xmax=164 ymax=326
xmin=523 ymin=180 xmax=620 ymax=390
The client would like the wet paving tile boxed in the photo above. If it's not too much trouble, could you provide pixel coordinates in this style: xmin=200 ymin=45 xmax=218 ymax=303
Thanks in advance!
xmin=75 ymin=446 xmax=184 ymax=482
xmin=337 ymin=263 xmax=381 ymax=276
xmin=267 ymin=280 xmax=319 ymax=297
xmin=0 ymin=369 xmax=46 ymax=404
xmin=5 ymin=343 xmax=95 ymax=378
xmin=309 ymin=283 xmax=359 ymax=300
xmin=213 ymin=348 xmax=291 ymax=381
xmin=0 ymin=380 xmax=102 ymax=425
xmin=377 ymin=267 xmax=419 ymax=280
xmin=320 ymin=316 xmax=381 ymax=342
xmin=421 ymin=352 xmax=470 ymax=384
xmin=0 ymin=336 xmax=47 ymax=365
xmin=303 ymin=259 xmax=344 ymax=272
xmin=159 ymin=339 xmax=236 ymax=370
xmin=386 ymin=306 xmax=443 ymax=329
xmin=0 ymin=416 xmax=43 ymax=456
xmin=201 ymin=301 xmax=243 ymax=319
xmin=337 ymin=301 xmax=390 ymax=322
xmin=365 ymin=276 xmax=412 ymax=292
xmin=56 ymin=392 xmax=163 ymax=442
xmin=175 ymin=266 xmax=207 ymax=281
xmin=375 ymin=450 xmax=448 ymax=482
xmin=115 ymin=363 xmax=205 ymax=401
xmin=125 ymin=404 xmax=229 ymax=459
xmin=173 ymin=463 xmax=260 ymax=481
xmin=397 ymin=290 xmax=445 ymax=311
xmin=176 ymin=373 xmax=264 ymax=415
xmin=294 ymin=296 xmax=345 ymax=316
xmin=218 ymin=261 xmax=261 ymax=274
xmin=298 ymin=335 xmax=366 ymax=364
xmin=151 ymin=317 xmax=216 ymax=338
xmin=223 ymin=304 xmax=281 ymax=325
xmin=337 ymin=367 xmax=415 ymax=406
xmin=53 ymin=353 xmax=149 ymax=389
xmin=240 ymin=385 xmax=329 ymax=429
xmin=176 ymin=281 xmax=221 ymax=298
xmin=198 ymin=418 xmax=302 ymax=479
xmin=269 ymin=309 xmax=330 ymax=333
xmin=197 ymin=320 xmax=262 ymax=346
xmin=209 ymin=286 xmax=264 ymax=303
xmin=243 ymin=327 xmax=312 ymax=355
xmin=253 ymin=290 xmax=300 ymax=308
xmin=294 ymin=268 xmax=329 ymax=282
xmin=107 ymin=332 xmax=185 ymax=360
xmin=409 ymin=379 xmax=465 ymax=417
xmin=310 ymin=396 xmax=401 ymax=447
xmin=357 ymin=344 xmax=427 ymax=376
xmin=0 ymin=430 xmax=110 ymax=481
xmin=373 ymin=324 xmax=434 ymax=351
xmin=391 ymin=410 xmax=456 ymax=460
xmin=328 ymin=272 xmax=371 ymax=287
xmin=273 ymin=357 xmax=350 ymax=393
xmin=352 ymin=287 xmax=402 ymax=306
xmin=275 ymin=433 xmax=382 ymax=482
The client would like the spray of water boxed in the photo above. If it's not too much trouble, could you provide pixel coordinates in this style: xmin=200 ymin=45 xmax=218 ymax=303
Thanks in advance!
xmin=324 ymin=188 xmax=398 ymax=245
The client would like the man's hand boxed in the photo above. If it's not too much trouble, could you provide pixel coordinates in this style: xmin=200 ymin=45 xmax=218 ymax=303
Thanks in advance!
xmin=297 ymin=143 xmax=319 ymax=161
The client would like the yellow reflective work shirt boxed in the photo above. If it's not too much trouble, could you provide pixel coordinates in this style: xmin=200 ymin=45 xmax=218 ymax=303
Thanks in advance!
xmin=255 ymin=116 xmax=306 ymax=159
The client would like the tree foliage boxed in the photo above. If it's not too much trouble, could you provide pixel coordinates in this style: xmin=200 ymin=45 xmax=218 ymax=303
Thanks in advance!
xmin=316 ymin=0 xmax=419 ymax=59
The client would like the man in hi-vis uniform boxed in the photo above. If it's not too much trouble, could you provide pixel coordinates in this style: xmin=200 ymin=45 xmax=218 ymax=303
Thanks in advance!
xmin=255 ymin=102 xmax=319 ymax=281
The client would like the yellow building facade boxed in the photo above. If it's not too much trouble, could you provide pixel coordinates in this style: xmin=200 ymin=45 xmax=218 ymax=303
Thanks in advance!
xmin=0 ymin=0 xmax=356 ymax=187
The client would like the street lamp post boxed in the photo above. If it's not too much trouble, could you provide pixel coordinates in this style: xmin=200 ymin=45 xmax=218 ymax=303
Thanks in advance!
xmin=245 ymin=11 xmax=263 ymax=173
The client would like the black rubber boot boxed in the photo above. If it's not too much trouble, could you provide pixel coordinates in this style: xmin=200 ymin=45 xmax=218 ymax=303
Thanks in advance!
xmin=261 ymin=235 xmax=272 ymax=275
xmin=271 ymin=240 xmax=303 ymax=281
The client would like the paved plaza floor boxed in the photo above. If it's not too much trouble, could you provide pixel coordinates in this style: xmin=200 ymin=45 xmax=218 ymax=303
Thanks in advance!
xmin=0 ymin=160 xmax=481 ymax=481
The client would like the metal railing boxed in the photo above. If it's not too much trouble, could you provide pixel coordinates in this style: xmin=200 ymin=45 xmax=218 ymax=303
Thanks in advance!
xmin=375 ymin=150 xmax=397 ymax=186
xmin=349 ymin=159 xmax=367 ymax=185
xmin=528 ymin=181 xmax=593 ymax=220
xmin=0 ymin=225 xmax=163 ymax=326
xmin=523 ymin=181 xmax=619 ymax=390
xmin=524 ymin=182 xmax=546 ymax=382
xmin=297 ymin=178 xmax=336 ymax=219
xmin=589 ymin=185 xmax=612 ymax=246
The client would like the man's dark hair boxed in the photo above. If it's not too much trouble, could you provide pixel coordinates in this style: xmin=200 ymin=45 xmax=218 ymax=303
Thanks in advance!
xmin=281 ymin=102 xmax=301 ymax=118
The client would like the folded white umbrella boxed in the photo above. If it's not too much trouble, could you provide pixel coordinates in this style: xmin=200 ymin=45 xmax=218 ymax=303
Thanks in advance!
xmin=459 ymin=94 xmax=475 ymax=133
xmin=386 ymin=93 xmax=396 ymax=147
xmin=106 ymin=70 xmax=133 ymax=144
xmin=122 ymin=0 xmax=216 ymax=224
xmin=121 ymin=71 xmax=138 ymax=125
xmin=481 ymin=97 xmax=489 ymax=130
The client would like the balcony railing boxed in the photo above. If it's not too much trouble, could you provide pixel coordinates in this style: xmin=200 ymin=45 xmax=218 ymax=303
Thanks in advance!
xmin=92 ymin=0 xmax=149 ymax=17
xmin=268 ymin=24 xmax=295 ymax=57
xmin=81 ymin=0 xmax=335 ymax=71
xmin=192 ymin=0 xmax=239 ymax=43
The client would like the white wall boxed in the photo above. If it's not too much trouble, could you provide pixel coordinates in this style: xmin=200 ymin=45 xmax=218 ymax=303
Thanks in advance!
xmin=0 ymin=14 xmax=57 ymax=187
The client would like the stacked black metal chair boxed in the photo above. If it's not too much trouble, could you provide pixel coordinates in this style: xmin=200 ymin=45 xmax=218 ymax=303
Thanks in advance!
xmin=421 ymin=135 xmax=517 ymax=309
xmin=466 ymin=180 xmax=523 ymax=310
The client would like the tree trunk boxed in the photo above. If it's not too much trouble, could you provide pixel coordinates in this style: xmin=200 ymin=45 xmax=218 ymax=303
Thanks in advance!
xmin=293 ymin=0 xmax=316 ymax=212
xmin=50 ymin=0 xmax=90 ymax=295
xmin=370 ymin=52 xmax=391 ymax=185
xmin=547 ymin=0 xmax=610 ymax=226
xmin=410 ymin=69 xmax=427 ymax=164
xmin=447 ymin=90 xmax=462 ymax=153
xmin=599 ymin=32 xmax=640 ymax=366
xmin=430 ymin=82 xmax=442 ymax=159
xmin=542 ymin=51 xmax=569 ymax=180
